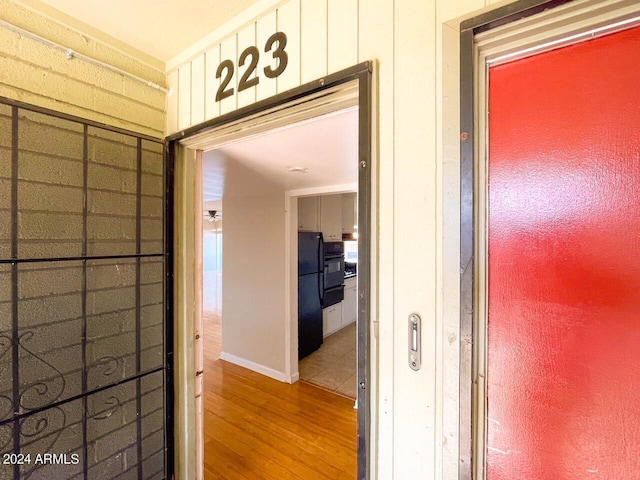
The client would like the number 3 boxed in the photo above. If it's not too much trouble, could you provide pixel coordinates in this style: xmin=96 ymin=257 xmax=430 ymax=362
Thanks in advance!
xmin=264 ymin=32 xmax=288 ymax=79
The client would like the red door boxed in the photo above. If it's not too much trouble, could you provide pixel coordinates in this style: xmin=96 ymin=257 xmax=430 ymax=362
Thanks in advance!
xmin=487 ymin=25 xmax=640 ymax=479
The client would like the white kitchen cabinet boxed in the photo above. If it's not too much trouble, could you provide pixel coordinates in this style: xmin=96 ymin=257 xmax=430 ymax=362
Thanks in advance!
xmin=342 ymin=192 xmax=357 ymax=234
xmin=320 ymin=194 xmax=342 ymax=241
xmin=298 ymin=196 xmax=319 ymax=231
xmin=342 ymin=277 xmax=357 ymax=326
xmin=323 ymin=303 xmax=343 ymax=337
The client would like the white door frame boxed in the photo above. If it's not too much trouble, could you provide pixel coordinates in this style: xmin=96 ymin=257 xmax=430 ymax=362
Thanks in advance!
xmin=168 ymin=63 xmax=375 ymax=479
xmin=459 ymin=0 xmax=640 ymax=478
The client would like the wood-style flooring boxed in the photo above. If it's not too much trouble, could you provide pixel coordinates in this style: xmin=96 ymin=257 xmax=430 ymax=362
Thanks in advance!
xmin=202 ymin=272 xmax=357 ymax=479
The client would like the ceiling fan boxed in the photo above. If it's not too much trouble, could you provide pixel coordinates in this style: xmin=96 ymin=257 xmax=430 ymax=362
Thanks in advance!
xmin=204 ymin=210 xmax=222 ymax=222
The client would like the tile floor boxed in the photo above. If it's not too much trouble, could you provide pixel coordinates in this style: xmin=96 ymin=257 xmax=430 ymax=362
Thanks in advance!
xmin=298 ymin=322 xmax=357 ymax=399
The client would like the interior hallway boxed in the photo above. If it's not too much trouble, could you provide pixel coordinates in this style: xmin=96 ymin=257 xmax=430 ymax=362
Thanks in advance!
xmin=202 ymin=272 xmax=357 ymax=479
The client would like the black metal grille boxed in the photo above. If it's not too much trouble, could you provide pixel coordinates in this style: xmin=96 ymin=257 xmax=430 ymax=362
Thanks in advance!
xmin=0 ymin=98 xmax=168 ymax=480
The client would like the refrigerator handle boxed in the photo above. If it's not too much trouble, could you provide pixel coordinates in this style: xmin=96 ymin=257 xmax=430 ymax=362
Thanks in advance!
xmin=319 ymin=272 xmax=325 ymax=306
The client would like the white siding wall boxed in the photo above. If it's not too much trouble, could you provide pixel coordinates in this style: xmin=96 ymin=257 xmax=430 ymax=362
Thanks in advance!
xmin=165 ymin=0 xmax=367 ymax=127
xmin=166 ymin=0 xmax=512 ymax=477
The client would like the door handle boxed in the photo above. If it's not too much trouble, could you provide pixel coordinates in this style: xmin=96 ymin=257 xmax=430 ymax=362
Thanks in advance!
xmin=408 ymin=313 xmax=421 ymax=371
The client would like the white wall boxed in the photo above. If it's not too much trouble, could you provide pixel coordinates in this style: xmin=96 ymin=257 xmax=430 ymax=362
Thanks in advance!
xmin=168 ymin=0 xmax=515 ymax=477
xmin=217 ymin=152 xmax=288 ymax=379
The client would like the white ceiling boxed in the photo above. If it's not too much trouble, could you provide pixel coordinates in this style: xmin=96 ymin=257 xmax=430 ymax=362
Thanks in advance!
xmin=202 ymin=108 xmax=358 ymax=203
xmin=24 ymin=0 xmax=263 ymax=61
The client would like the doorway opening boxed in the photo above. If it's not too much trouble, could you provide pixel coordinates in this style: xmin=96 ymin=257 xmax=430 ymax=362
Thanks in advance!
xmin=168 ymin=63 xmax=372 ymax=479
xmin=199 ymin=108 xmax=359 ymax=478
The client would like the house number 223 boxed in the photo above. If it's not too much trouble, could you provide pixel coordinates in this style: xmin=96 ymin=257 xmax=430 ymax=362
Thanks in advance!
xmin=215 ymin=32 xmax=288 ymax=102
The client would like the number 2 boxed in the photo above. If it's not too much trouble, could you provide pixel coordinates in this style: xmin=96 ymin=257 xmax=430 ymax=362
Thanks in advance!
xmin=238 ymin=46 xmax=260 ymax=92
xmin=215 ymin=60 xmax=234 ymax=101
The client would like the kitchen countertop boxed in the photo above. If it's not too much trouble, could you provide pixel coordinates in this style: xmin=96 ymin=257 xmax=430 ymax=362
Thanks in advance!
xmin=344 ymin=273 xmax=357 ymax=279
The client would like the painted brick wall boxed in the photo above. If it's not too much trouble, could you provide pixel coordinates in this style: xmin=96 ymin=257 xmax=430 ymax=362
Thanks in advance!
xmin=0 ymin=0 xmax=165 ymax=138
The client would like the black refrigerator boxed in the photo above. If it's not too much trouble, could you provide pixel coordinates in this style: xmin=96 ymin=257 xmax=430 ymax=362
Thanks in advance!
xmin=298 ymin=231 xmax=324 ymax=359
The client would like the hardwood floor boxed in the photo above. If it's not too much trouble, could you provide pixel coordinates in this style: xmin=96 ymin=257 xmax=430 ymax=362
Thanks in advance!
xmin=202 ymin=272 xmax=357 ymax=479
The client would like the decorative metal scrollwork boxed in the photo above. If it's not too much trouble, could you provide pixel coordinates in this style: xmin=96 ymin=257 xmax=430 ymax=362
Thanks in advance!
xmin=87 ymin=356 xmax=122 ymax=391
xmin=0 ymin=334 xmax=12 ymax=426
xmin=88 ymin=356 xmax=120 ymax=378
xmin=0 ymin=332 xmax=12 ymax=454
xmin=20 ymin=407 xmax=71 ymax=480
xmin=0 ymin=423 xmax=10 ymax=453
xmin=17 ymin=331 xmax=65 ymax=412
xmin=89 ymin=395 xmax=121 ymax=420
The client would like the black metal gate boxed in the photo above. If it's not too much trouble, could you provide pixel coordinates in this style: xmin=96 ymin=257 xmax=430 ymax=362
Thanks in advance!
xmin=0 ymin=98 xmax=170 ymax=479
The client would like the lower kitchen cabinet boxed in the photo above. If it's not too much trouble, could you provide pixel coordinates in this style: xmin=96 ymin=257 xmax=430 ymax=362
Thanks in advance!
xmin=323 ymin=278 xmax=357 ymax=338
xmin=342 ymin=277 xmax=357 ymax=326
xmin=323 ymin=303 xmax=342 ymax=338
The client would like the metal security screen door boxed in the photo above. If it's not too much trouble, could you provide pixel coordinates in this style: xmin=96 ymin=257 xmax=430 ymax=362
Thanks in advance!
xmin=0 ymin=99 xmax=169 ymax=479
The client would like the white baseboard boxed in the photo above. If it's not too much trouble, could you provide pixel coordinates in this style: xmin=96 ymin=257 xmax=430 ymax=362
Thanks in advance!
xmin=219 ymin=351 xmax=287 ymax=382
xmin=288 ymin=372 xmax=300 ymax=384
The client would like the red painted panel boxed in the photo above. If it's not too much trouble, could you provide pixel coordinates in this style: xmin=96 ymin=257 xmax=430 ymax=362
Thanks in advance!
xmin=487 ymin=26 xmax=640 ymax=480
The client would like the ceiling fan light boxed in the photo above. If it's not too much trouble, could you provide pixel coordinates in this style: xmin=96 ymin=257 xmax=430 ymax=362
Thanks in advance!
xmin=286 ymin=165 xmax=308 ymax=173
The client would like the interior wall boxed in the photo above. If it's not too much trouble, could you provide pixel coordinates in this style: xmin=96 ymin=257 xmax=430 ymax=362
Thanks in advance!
xmin=0 ymin=0 xmax=165 ymax=138
xmin=167 ymin=0 xmax=517 ymax=477
xmin=215 ymin=151 xmax=288 ymax=379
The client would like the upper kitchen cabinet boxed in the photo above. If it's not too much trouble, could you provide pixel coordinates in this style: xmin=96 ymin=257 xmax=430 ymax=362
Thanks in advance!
xmin=299 ymin=193 xmax=356 ymax=239
xmin=298 ymin=196 xmax=320 ymax=231
xmin=320 ymin=194 xmax=342 ymax=241
xmin=342 ymin=193 xmax=357 ymax=235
